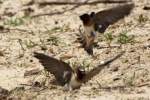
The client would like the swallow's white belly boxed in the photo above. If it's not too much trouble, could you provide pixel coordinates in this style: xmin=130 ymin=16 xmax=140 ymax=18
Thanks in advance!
xmin=84 ymin=25 xmax=96 ymax=37
xmin=69 ymin=74 xmax=82 ymax=90
xmin=83 ymin=25 xmax=96 ymax=48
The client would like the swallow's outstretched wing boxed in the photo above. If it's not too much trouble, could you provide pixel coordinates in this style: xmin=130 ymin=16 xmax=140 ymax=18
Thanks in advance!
xmin=79 ymin=3 xmax=134 ymax=55
xmin=34 ymin=52 xmax=73 ymax=85
xmin=94 ymin=3 xmax=134 ymax=33
xmin=83 ymin=51 xmax=125 ymax=83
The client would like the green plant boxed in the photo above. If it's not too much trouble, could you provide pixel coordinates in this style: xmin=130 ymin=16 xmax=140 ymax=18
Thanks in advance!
xmin=82 ymin=59 xmax=91 ymax=70
xmin=4 ymin=17 xmax=24 ymax=26
xmin=70 ymin=61 xmax=79 ymax=69
xmin=123 ymin=72 xmax=135 ymax=86
xmin=46 ymin=24 xmax=71 ymax=34
xmin=138 ymin=14 xmax=148 ymax=23
xmin=47 ymin=36 xmax=60 ymax=46
xmin=122 ymin=59 xmax=129 ymax=63
xmin=104 ymin=32 xmax=114 ymax=47
xmin=39 ymin=39 xmax=47 ymax=51
xmin=50 ymin=27 xmax=63 ymax=33
xmin=117 ymin=31 xmax=135 ymax=44
xmin=63 ymin=24 xmax=72 ymax=32
xmin=24 ymin=40 xmax=38 ymax=49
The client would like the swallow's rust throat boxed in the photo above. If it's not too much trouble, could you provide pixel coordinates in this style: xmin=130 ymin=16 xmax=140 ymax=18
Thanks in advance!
xmin=34 ymin=51 xmax=124 ymax=90
xmin=79 ymin=3 xmax=134 ymax=55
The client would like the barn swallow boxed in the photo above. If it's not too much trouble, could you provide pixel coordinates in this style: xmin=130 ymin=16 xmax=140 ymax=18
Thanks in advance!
xmin=79 ymin=3 xmax=134 ymax=55
xmin=34 ymin=51 xmax=124 ymax=90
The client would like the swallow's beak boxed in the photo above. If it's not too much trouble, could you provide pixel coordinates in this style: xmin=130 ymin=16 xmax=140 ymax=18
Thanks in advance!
xmin=90 ymin=12 xmax=95 ymax=17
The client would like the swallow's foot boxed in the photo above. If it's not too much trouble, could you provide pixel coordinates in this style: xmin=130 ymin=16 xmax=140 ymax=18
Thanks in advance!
xmin=63 ymin=84 xmax=73 ymax=91
xmin=93 ymin=42 xmax=99 ymax=47
xmin=85 ymin=46 xmax=93 ymax=55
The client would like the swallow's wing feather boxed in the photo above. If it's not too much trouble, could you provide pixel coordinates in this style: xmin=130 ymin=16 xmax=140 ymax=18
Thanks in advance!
xmin=83 ymin=51 xmax=125 ymax=82
xmin=94 ymin=3 xmax=134 ymax=33
xmin=34 ymin=52 xmax=73 ymax=85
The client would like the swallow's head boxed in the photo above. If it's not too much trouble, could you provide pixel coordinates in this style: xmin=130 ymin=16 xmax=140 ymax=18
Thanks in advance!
xmin=64 ymin=67 xmax=86 ymax=91
xmin=90 ymin=12 xmax=95 ymax=17
xmin=80 ymin=12 xmax=95 ymax=26
xmin=76 ymin=67 xmax=86 ymax=81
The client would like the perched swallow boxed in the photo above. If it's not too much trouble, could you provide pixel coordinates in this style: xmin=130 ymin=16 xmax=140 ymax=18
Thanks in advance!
xmin=34 ymin=51 xmax=124 ymax=90
xmin=79 ymin=3 xmax=134 ymax=55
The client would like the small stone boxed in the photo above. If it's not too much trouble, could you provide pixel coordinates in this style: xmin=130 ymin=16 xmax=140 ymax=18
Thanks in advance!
xmin=111 ymin=66 xmax=119 ymax=72
xmin=113 ymin=77 xmax=120 ymax=81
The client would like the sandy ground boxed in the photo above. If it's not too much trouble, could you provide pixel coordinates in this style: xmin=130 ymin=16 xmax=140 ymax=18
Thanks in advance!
xmin=0 ymin=0 xmax=150 ymax=100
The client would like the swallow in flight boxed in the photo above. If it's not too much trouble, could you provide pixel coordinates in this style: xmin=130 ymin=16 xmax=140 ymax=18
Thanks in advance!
xmin=79 ymin=3 xmax=134 ymax=55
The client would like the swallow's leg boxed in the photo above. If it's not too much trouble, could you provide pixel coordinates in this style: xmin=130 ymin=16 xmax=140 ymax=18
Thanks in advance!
xmin=63 ymin=83 xmax=69 ymax=91
xmin=84 ymin=36 xmax=95 ymax=55
xmin=76 ymin=36 xmax=87 ymax=48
